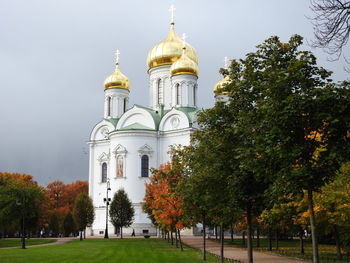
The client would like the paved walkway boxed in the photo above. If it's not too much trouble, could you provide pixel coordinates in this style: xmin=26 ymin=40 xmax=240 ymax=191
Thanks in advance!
xmin=182 ymin=236 xmax=305 ymax=263
xmin=0 ymin=237 xmax=75 ymax=249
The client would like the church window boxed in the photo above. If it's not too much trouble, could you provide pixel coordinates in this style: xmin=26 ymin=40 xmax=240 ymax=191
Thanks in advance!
xmin=116 ymin=155 xmax=124 ymax=177
xmin=107 ymin=97 xmax=111 ymax=117
xmin=123 ymin=98 xmax=127 ymax=113
xmin=101 ymin=162 xmax=107 ymax=182
xmin=141 ymin=155 xmax=149 ymax=177
xmin=193 ymin=84 xmax=197 ymax=106
xmin=157 ymin=79 xmax=163 ymax=105
xmin=176 ymin=84 xmax=181 ymax=105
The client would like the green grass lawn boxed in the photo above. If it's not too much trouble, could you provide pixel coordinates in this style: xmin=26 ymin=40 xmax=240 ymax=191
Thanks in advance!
xmin=0 ymin=238 xmax=226 ymax=263
xmin=220 ymin=237 xmax=350 ymax=263
xmin=0 ymin=238 xmax=56 ymax=248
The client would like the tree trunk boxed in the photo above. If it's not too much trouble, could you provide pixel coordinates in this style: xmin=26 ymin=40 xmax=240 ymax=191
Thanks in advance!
xmin=256 ymin=225 xmax=260 ymax=248
xmin=202 ymin=219 xmax=206 ymax=261
xmin=268 ymin=227 xmax=272 ymax=251
xmin=171 ymin=230 xmax=174 ymax=245
xmin=220 ymin=222 xmax=224 ymax=263
xmin=120 ymin=227 xmax=123 ymax=239
xmin=246 ymin=205 xmax=253 ymax=263
xmin=275 ymin=229 xmax=279 ymax=250
xmin=242 ymin=231 xmax=246 ymax=246
xmin=175 ymin=228 xmax=178 ymax=248
xmin=307 ymin=189 xmax=319 ymax=263
xmin=79 ymin=230 xmax=83 ymax=241
xmin=333 ymin=225 xmax=342 ymax=260
xmin=167 ymin=231 xmax=170 ymax=242
xmin=84 ymin=229 xmax=86 ymax=239
xmin=178 ymin=229 xmax=183 ymax=251
xmin=215 ymin=226 xmax=218 ymax=240
xmin=299 ymin=231 xmax=304 ymax=255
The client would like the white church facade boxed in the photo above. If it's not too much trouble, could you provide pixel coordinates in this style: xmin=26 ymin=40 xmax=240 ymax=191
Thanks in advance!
xmin=88 ymin=13 xmax=227 ymax=236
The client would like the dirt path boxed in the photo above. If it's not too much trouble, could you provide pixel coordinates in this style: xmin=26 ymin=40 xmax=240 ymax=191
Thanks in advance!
xmin=0 ymin=237 xmax=75 ymax=250
xmin=182 ymin=236 xmax=306 ymax=263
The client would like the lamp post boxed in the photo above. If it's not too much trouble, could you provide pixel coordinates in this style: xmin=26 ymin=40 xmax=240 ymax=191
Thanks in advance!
xmin=103 ymin=178 xmax=111 ymax=239
xmin=16 ymin=197 xmax=25 ymax=249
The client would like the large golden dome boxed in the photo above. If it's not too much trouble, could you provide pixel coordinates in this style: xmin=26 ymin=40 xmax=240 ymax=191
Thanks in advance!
xmin=170 ymin=47 xmax=198 ymax=76
xmin=214 ymin=75 xmax=230 ymax=95
xmin=147 ymin=24 xmax=198 ymax=69
xmin=104 ymin=63 xmax=130 ymax=90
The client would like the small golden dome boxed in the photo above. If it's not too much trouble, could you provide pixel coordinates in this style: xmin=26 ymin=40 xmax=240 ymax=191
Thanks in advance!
xmin=147 ymin=25 xmax=198 ymax=69
xmin=170 ymin=47 xmax=198 ymax=76
xmin=214 ymin=75 xmax=230 ymax=95
xmin=104 ymin=63 xmax=130 ymax=90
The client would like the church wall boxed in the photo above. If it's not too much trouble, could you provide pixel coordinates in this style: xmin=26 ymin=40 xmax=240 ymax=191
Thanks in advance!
xmin=158 ymin=129 xmax=192 ymax=165
xmin=89 ymin=130 xmax=159 ymax=236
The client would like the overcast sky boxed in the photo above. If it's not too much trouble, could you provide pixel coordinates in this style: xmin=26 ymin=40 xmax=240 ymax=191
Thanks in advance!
xmin=0 ymin=0 xmax=348 ymax=186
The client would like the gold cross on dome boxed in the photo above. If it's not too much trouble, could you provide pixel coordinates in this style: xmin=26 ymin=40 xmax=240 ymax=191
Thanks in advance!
xmin=115 ymin=49 xmax=120 ymax=64
xmin=224 ymin=56 xmax=229 ymax=69
xmin=168 ymin=4 xmax=176 ymax=24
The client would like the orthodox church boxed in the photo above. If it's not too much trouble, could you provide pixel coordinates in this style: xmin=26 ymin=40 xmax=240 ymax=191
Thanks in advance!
xmin=88 ymin=10 xmax=227 ymax=236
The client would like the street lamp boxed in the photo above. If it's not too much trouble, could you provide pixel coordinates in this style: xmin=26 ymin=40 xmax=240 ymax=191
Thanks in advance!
xmin=16 ymin=197 xmax=25 ymax=249
xmin=103 ymin=178 xmax=111 ymax=239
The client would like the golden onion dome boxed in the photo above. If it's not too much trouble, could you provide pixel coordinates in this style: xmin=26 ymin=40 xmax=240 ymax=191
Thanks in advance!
xmin=214 ymin=75 xmax=230 ymax=95
xmin=147 ymin=24 xmax=198 ymax=69
xmin=104 ymin=63 xmax=130 ymax=90
xmin=170 ymin=47 xmax=198 ymax=76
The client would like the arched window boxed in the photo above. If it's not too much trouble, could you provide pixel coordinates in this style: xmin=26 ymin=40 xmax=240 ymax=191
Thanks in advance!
xmin=101 ymin=162 xmax=107 ymax=182
xmin=141 ymin=155 xmax=149 ymax=177
xmin=193 ymin=84 xmax=196 ymax=106
xmin=176 ymin=84 xmax=181 ymax=105
xmin=157 ymin=79 xmax=163 ymax=105
xmin=107 ymin=97 xmax=111 ymax=117
xmin=116 ymin=155 xmax=124 ymax=177
xmin=123 ymin=98 xmax=127 ymax=113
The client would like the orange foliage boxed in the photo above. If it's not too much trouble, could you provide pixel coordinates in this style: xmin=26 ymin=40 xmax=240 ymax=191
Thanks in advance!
xmin=44 ymin=180 xmax=88 ymax=226
xmin=144 ymin=163 xmax=186 ymax=231
xmin=0 ymin=172 xmax=38 ymax=187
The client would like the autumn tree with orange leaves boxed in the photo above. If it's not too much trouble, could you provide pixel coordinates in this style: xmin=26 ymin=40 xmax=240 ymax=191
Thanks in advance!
xmin=0 ymin=172 xmax=88 ymax=237
xmin=44 ymin=180 xmax=88 ymax=236
xmin=144 ymin=162 xmax=190 ymax=250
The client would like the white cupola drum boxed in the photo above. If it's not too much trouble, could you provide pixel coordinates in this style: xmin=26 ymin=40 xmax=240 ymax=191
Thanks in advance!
xmin=103 ymin=50 xmax=130 ymax=119
xmin=170 ymin=33 xmax=198 ymax=107
xmin=146 ymin=9 xmax=198 ymax=110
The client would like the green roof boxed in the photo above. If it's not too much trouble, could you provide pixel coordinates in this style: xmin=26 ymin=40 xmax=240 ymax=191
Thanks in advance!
xmin=175 ymin=107 xmax=200 ymax=126
xmin=120 ymin=122 xmax=155 ymax=131
xmin=105 ymin=118 xmax=119 ymax=127
xmin=134 ymin=104 xmax=162 ymax=129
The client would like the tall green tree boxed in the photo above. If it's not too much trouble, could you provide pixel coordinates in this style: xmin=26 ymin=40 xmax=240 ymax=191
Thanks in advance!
xmin=63 ymin=212 xmax=76 ymax=237
xmin=223 ymin=34 xmax=350 ymax=263
xmin=109 ymin=189 xmax=134 ymax=239
xmin=48 ymin=212 xmax=60 ymax=237
xmin=175 ymin=99 xmax=266 ymax=263
xmin=314 ymin=161 xmax=350 ymax=258
xmin=73 ymin=193 xmax=94 ymax=241
xmin=0 ymin=173 xmax=44 ymax=238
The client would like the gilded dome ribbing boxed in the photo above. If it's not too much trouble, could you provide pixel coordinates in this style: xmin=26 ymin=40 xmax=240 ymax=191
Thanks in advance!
xmin=170 ymin=47 xmax=198 ymax=76
xmin=214 ymin=75 xmax=230 ymax=95
xmin=147 ymin=25 xmax=198 ymax=69
xmin=104 ymin=63 xmax=130 ymax=90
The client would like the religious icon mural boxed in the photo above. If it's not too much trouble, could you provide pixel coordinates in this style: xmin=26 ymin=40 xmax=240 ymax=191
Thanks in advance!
xmin=116 ymin=155 xmax=123 ymax=177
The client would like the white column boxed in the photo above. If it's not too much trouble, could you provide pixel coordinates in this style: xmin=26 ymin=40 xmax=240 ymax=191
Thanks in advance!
xmin=104 ymin=96 xmax=109 ymax=118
